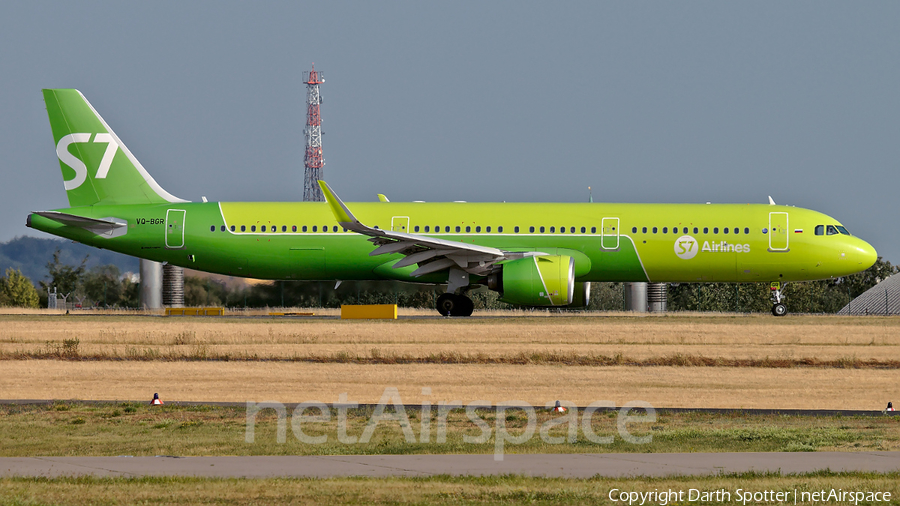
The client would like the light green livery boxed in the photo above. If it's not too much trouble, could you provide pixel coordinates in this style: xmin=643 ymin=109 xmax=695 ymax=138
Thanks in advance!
xmin=28 ymin=90 xmax=878 ymax=316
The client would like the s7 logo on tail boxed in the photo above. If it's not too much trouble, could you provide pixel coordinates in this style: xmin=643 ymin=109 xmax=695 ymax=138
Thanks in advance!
xmin=56 ymin=133 xmax=120 ymax=190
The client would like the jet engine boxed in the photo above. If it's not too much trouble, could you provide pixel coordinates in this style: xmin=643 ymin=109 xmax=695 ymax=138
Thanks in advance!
xmin=486 ymin=255 xmax=575 ymax=306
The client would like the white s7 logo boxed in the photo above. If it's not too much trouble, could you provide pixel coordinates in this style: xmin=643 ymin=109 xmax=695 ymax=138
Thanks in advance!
xmin=56 ymin=133 xmax=120 ymax=190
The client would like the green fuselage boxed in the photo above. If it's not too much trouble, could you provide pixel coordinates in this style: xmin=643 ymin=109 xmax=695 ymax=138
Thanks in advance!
xmin=27 ymin=200 xmax=877 ymax=285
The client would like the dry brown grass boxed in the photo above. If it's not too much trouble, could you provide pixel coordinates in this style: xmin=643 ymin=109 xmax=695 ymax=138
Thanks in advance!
xmin=2 ymin=313 xmax=898 ymax=365
xmin=2 ymin=360 xmax=898 ymax=410
xmin=2 ymin=313 xmax=899 ymax=410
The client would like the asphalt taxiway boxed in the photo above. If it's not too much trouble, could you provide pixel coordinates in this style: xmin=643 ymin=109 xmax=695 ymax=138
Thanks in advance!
xmin=2 ymin=452 xmax=899 ymax=479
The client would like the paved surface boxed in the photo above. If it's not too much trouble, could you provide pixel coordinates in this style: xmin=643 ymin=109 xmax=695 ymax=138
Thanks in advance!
xmin=2 ymin=452 xmax=899 ymax=479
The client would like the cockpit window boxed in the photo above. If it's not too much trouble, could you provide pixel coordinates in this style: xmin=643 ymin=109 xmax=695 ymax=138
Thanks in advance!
xmin=836 ymin=226 xmax=850 ymax=235
xmin=826 ymin=225 xmax=838 ymax=236
xmin=815 ymin=225 xmax=824 ymax=236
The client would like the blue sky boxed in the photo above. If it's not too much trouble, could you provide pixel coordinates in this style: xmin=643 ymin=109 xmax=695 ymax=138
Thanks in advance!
xmin=3 ymin=2 xmax=898 ymax=263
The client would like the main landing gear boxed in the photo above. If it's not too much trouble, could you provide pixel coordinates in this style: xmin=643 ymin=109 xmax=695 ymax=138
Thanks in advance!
xmin=769 ymin=282 xmax=787 ymax=317
xmin=436 ymin=293 xmax=474 ymax=317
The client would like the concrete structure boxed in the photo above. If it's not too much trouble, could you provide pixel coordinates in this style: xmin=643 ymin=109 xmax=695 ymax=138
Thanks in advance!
xmin=624 ymin=282 xmax=648 ymax=312
xmin=647 ymin=282 xmax=668 ymax=312
xmin=162 ymin=264 xmax=184 ymax=307
xmin=138 ymin=259 xmax=162 ymax=309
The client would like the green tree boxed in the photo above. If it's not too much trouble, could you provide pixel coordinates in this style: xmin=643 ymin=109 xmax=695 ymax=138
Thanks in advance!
xmin=0 ymin=268 xmax=40 ymax=308
xmin=82 ymin=265 xmax=125 ymax=307
xmin=39 ymin=250 xmax=87 ymax=297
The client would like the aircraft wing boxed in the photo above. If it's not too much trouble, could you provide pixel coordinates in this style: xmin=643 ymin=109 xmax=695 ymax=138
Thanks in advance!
xmin=319 ymin=181 xmax=537 ymax=277
xmin=32 ymin=211 xmax=127 ymax=238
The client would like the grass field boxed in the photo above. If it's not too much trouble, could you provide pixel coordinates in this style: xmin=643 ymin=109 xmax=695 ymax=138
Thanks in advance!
xmin=1 ymin=472 xmax=898 ymax=505
xmin=2 ymin=402 xmax=899 ymax=457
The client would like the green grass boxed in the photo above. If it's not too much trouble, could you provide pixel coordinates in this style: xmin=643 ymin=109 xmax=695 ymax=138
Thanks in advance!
xmin=0 ymin=471 xmax=898 ymax=505
xmin=1 ymin=403 xmax=898 ymax=457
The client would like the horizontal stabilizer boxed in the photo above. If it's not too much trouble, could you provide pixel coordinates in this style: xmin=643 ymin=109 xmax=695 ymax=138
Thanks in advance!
xmin=32 ymin=211 xmax=127 ymax=238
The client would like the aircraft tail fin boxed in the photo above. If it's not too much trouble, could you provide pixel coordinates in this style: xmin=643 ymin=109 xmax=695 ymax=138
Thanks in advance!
xmin=42 ymin=89 xmax=187 ymax=207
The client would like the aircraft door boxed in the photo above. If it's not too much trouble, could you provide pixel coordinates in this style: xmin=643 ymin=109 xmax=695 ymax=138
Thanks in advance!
xmin=768 ymin=212 xmax=789 ymax=251
xmin=165 ymin=209 xmax=186 ymax=249
xmin=601 ymin=217 xmax=619 ymax=250
xmin=391 ymin=216 xmax=410 ymax=233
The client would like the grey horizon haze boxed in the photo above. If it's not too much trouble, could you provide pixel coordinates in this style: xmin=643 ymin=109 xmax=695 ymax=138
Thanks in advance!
xmin=2 ymin=3 xmax=898 ymax=264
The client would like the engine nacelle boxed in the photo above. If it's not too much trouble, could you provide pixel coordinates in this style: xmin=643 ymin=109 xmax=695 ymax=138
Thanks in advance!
xmin=487 ymin=255 xmax=575 ymax=306
xmin=568 ymin=282 xmax=591 ymax=308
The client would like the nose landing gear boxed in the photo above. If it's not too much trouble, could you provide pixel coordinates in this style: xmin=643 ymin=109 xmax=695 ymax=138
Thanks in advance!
xmin=770 ymin=282 xmax=787 ymax=316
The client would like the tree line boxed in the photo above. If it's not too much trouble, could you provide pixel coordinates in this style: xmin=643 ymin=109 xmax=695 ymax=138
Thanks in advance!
xmin=2 ymin=251 xmax=896 ymax=313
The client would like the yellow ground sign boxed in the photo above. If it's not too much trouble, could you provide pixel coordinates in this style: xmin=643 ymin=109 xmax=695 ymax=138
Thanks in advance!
xmin=340 ymin=304 xmax=397 ymax=320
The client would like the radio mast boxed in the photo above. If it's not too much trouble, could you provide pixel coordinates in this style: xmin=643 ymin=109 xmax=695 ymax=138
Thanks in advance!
xmin=302 ymin=63 xmax=325 ymax=201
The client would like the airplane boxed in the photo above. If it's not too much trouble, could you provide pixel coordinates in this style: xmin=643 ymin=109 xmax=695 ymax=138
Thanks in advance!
xmin=27 ymin=89 xmax=877 ymax=316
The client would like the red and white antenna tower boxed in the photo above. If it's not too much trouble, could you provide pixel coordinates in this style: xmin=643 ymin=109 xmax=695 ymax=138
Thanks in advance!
xmin=302 ymin=64 xmax=325 ymax=201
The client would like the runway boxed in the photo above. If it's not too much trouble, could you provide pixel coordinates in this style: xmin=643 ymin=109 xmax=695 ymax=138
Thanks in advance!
xmin=2 ymin=452 xmax=899 ymax=479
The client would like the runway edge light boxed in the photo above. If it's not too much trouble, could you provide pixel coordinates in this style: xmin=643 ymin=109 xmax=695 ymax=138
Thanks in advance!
xmin=552 ymin=400 xmax=567 ymax=413
xmin=151 ymin=393 xmax=164 ymax=406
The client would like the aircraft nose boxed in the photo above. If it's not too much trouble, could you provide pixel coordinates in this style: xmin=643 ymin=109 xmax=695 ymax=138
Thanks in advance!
xmin=856 ymin=240 xmax=877 ymax=270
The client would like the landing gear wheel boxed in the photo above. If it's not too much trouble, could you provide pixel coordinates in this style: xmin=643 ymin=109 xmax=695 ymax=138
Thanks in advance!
xmin=456 ymin=295 xmax=474 ymax=317
xmin=772 ymin=303 xmax=787 ymax=317
xmin=436 ymin=294 xmax=475 ymax=317
xmin=436 ymin=293 xmax=457 ymax=316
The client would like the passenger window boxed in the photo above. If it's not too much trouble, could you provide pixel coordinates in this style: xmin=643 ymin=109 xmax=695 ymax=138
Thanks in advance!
xmin=693 ymin=227 xmax=698 ymax=234
xmin=302 ymin=225 xmax=307 ymax=232
xmin=292 ymin=225 xmax=297 ymax=232
xmin=815 ymin=225 xmax=824 ymax=236
xmin=744 ymin=228 xmax=749 ymax=234
xmin=465 ymin=226 xmax=471 ymax=233
xmin=515 ymin=226 xmax=520 ymax=233
xmin=455 ymin=226 xmax=461 ymax=232
xmin=323 ymin=225 xmax=328 ymax=232
xmin=445 ymin=226 xmax=450 ymax=233
xmin=529 ymin=226 xmax=535 ymax=233
xmin=540 ymin=226 xmax=545 ymax=233
xmin=652 ymin=227 xmax=658 ymax=234
xmin=219 ymin=225 xmax=225 ymax=232
xmin=662 ymin=227 xmax=668 ymax=234
xmin=333 ymin=226 xmax=338 ymax=232
xmin=241 ymin=225 xmax=246 ymax=232
xmin=261 ymin=225 xmax=266 ymax=232
xmin=642 ymin=227 xmax=647 ymax=233
xmin=312 ymin=226 xmax=317 ymax=232
xmin=230 ymin=225 xmax=235 ymax=232
xmin=550 ymin=226 xmax=555 ymax=233
xmin=210 ymin=226 xmax=215 ymax=232
xmin=723 ymin=228 xmax=728 ymax=234
xmin=632 ymin=227 xmax=638 ymax=233
xmin=733 ymin=227 xmax=739 ymax=235
xmin=827 ymin=225 xmax=838 ymax=235
xmin=475 ymin=226 xmax=481 ymax=233
xmin=250 ymin=225 xmax=256 ymax=232
xmin=581 ymin=227 xmax=586 ymax=233
xmin=713 ymin=227 xmax=718 ymax=234
xmin=703 ymin=227 xmax=708 ymax=234
xmin=591 ymin=226 xmax=596 ymax=234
